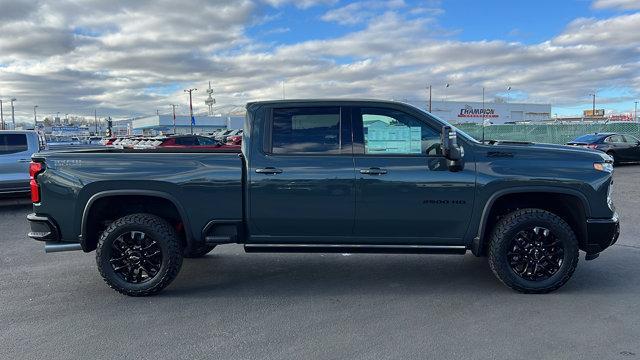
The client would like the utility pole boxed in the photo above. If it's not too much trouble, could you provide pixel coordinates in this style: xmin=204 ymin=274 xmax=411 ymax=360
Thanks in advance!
xmin=0 ymin=99 xmax=4 ymax=130
xmin=184 ymin=88 xmax=197 ymax=134
xmin=481 ymin=87 xmax=486 ymax=143
xmin=427 ymin=84 xmax=432 ymax=112
xmin=33 ymin=105 xmax=38 ymax=127
xmin=94 ymin=109 xmax=98 ymax=135
xmin=592 ymin=92 xmax=596 ymax=119
xmin=170 ymin=104 xmax=178 ymax=134
xmin=10 ymin=98 xmax=16 ymax=130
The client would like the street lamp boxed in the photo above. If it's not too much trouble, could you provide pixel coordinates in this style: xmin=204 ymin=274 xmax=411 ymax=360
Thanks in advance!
xmin=184 ymin=88 xmax=197 ymax=134
xmin=10 ymin=98 xmax=16 ymax=130
xmin=635 ymin=101 xmax=638 ymax=122
xmin=33 ymin=105 xmax=38 ymax=127
xmin=0 ymin=99 xmax=4 ymax=130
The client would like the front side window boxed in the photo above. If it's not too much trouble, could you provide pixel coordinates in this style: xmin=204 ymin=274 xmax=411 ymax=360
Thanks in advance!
xmin=271 ymin=107 xmax=341 ymax=154
xmin=360 ymin=108 xmax=441 ymax=156
xmin=176 ymin=137 xmax=197 ymax=146
xmin=197 ymin=136 xmax=216 ymax=145
xmin=0 ymin=134 xmax=28 ymax=154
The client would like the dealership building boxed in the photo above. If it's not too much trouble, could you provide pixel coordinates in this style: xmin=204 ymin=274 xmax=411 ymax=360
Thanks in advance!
xmin=129 ymin=114 xmax=244 ymax=135
xmin=407 ymin=100 xmax=552 ymax=125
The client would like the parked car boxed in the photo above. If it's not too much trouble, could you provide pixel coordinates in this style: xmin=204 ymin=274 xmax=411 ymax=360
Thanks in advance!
xmin=213 ymin=129 xmax=234 ymax=142
xmin=221 ymin=129 xmax=242 ymax=143
xmin=226 ymin=133 xmax=242 ymax=145
xmin=158 ymin=135 xmax=224 ymax=149
xmin=0 ymin=130 xmax=46 ymax=195
xmin=567 ymin=133 xmax=640 ymax=164
xmin=27 ymin=99 xmax=618 ymax=296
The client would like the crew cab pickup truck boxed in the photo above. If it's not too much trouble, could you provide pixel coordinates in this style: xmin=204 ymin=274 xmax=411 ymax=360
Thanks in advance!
xmin=27 ymin=100 xmax=619 ymax=296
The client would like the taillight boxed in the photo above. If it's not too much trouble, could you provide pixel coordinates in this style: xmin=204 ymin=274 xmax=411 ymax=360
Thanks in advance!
xmin=29 ymin=161 xmax=44 ymax=203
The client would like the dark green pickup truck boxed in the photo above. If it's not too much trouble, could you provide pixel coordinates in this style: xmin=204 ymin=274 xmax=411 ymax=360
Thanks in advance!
xmin=27 ymin=100 xmax=619 ymax=296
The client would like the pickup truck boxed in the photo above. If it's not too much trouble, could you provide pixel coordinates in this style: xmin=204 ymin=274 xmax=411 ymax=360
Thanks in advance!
xmin=1 ymin=130 xmax=46 ymax=195
xmin=27 ymin=100 xmax=619 ymax=296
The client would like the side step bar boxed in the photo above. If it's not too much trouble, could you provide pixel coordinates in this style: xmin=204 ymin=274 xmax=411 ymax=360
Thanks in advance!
xmin=244 ymin=244 xmax=467 ymax=255
xmin=45 ymin=241 xmax=83 ymax=253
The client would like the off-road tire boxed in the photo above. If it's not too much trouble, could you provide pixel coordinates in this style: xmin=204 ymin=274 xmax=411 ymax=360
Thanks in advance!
xmin=488 ymin=208 xmax=579 ymax=294
xmin=96 ymin=213 xmax=183 ymax=296
xmin=183 ymin=244 xmax=216 ymax=258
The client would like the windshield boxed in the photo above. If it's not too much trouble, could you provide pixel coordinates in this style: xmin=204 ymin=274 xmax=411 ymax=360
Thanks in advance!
xmin=571 ymin=134 xmax=604 ymax=143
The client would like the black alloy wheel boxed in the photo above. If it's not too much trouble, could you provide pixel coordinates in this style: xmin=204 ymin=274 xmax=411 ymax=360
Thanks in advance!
xmin=507 ymin=226 xmax=564 ymax=281
xmin=96 ymin=213 xmax=183 ymax=296
xmin=110 ymin=231 xmax=162 ymax=283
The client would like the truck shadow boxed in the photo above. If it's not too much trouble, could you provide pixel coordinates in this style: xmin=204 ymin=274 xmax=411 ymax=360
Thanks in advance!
xmin=166 ymin=247 xmax=639 ymax=298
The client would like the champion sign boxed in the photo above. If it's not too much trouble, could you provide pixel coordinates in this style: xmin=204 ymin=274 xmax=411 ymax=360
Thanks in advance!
xmin=457 ymin=105 xmax=499 ymax=118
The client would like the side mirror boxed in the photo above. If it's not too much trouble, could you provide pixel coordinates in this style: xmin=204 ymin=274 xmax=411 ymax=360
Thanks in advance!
xmin=440 ymin=126 xmax=464 ymax=172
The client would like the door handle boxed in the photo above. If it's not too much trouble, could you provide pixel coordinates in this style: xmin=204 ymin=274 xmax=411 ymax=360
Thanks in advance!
xmin=360 ymin=167 xmax=388 ymax=175
xmin=255 ymin=167 xmax=283 ymax=175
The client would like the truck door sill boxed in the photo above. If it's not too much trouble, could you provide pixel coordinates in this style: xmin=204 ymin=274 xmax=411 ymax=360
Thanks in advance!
xmin=244 ymin=244 xmax=467 ymax=254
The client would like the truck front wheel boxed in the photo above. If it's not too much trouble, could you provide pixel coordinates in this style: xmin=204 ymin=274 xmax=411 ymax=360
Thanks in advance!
xmin=96 ymin=213 xmax=183 ymax=296
xmin=488 ymin=208 xmax=579 ymax=293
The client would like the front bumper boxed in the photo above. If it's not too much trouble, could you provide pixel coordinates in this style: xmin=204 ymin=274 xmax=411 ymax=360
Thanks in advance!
xmin=584 ymin=212 xmax=620 ymax=254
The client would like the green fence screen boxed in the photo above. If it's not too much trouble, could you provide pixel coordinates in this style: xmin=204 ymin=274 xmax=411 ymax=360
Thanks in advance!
xmin=456 ymin=122 xmax=640 ymax=144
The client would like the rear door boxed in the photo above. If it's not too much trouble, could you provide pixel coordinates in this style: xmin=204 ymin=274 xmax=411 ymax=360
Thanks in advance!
xmin=0 ymin=133 xmax=31 ymax=192
xmin=622 ymin=135 xmax=640 ymax=160
xmin=248 ymin=105 xmax=356 ymax=242
xmin=351 ymin=106 xmax=476 ymax=244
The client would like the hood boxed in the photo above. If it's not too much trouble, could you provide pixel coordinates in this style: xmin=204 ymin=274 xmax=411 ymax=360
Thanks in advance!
xmin=480 ymin=140 xmax=611 ymax=163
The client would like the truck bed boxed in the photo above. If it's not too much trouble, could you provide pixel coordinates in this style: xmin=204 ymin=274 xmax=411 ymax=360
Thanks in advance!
xmin=32 ymin=150 xmax=244 ymax=245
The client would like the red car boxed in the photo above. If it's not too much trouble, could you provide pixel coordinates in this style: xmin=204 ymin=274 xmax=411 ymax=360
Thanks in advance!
xmin=158 ymin=135 xmax=239 ymax=150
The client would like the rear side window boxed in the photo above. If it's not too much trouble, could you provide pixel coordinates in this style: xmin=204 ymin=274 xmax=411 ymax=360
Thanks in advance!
xmin=271 ymin=107 xmax=341 ymax=154
xmin=0 ymin=134 xmax=28 ymax=154
xmin=176 ymin=137 xmax=197 ymax=146
xmin=606 ymin=135 xmax=625 ymax=143
xmin=197 ymin=136 xmax=216 ymax=145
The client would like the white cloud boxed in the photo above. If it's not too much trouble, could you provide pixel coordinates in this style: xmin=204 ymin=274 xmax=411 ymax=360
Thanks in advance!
xmin=592 ymin=0 xmax=640 ymax=10
xmin=0 ymin=0 xmax=638 ymax=122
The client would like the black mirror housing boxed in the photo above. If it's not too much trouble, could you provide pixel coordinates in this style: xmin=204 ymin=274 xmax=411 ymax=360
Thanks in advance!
xmin=440 ymin=126 xmax=464 ymax=172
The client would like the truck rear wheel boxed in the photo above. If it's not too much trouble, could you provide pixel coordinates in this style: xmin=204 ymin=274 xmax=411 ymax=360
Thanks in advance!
xmin=183 ymin=244 xmax=216 ymax=258
xmin=96 ymin=213 xmax=183 ymax=296
xmin=488 ymin=208 xmax=579 ymax=294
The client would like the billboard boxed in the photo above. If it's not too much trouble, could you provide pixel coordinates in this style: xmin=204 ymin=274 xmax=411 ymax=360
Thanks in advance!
xmin=583 ymin=109 xmax=605 ymax=117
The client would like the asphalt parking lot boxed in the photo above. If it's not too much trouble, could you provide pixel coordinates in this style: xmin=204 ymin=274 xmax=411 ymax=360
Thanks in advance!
xmin=1 ymin=167 xmax=639 ymax=360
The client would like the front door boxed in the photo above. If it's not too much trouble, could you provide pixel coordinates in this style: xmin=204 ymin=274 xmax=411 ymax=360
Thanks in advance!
xmin=352 ymin=106 xmax=476 ymax=244
xmin=0 ymin=133 xmax=31 ymax=192
xmin=248 ymin=105 xmax=355 ymax=243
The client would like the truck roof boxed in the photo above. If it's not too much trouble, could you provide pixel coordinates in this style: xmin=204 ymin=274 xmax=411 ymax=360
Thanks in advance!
xmin=246 ymin=98 xmax=407 ymax=107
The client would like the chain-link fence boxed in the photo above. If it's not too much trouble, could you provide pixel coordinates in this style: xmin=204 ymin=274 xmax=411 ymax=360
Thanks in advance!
xmin=456 ymin=122 xmax=640 ymax=144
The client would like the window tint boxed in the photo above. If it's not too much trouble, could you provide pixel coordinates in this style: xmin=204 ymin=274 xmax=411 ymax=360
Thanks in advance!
xmin=606 ymin=135 xmax=625 ymax=143
xmin=271 ymin=107 xmax=341 ymax=154
xmin=360 ymin=108 xmax=441 ymax=156
xmin=176 ymin=136 xmax=197 ymax=146
xmin=0 ymin=134 xmax=28 ymax=154
xmin=197 ymin=136 xmax=216 ymax=145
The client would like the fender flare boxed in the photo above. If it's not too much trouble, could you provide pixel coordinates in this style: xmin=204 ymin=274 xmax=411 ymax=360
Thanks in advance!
xmin=472 ymin=186 xmax=590 ymax=255
xmin=79 ymin=189 xmax=193 ymax=251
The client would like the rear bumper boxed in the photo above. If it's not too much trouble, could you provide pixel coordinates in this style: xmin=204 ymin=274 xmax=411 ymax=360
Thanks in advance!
xmin=27 ymin=213 xmax=83 ymax=253
xmin=584 ymin=213 xmax=620 ymax=254
xmin=27 ymin=213 xmax=60 ymax=242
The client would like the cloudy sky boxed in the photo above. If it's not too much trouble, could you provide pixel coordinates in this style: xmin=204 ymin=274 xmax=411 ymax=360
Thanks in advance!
xmin=0 ymin=0 xmax=638 ymax=123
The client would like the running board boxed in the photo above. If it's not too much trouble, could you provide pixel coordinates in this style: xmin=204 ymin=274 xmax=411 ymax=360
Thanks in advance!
xmin=244 ymin=244 xmax=467 ymax=255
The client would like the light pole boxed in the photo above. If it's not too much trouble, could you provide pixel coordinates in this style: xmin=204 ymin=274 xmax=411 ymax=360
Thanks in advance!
xmin=33 ymin=105 xmax=38 ymax=127
xmin=282 ymin=79 xmax=286 ymax=100
xmin=635 ymin=101 xmax=638 ymax=122
xmin=0 ymin=99 xmax=4 ymax=130
xmin=184 ymin=88 xmax=197 ymax=134
xmin=506 ymin=86 xmax=512 ymax=103
xmin=444 ymin=83 xmax=450 ymax=102
xmin=427 ymin=84 xmax=432 ymax=112
xmin=589 ymin=92 xmax=596 ymax=119
xmin=10 ymin=98 xmax=16 ymax=130
xmin=170 ymin=104 xmax=179 ymax=134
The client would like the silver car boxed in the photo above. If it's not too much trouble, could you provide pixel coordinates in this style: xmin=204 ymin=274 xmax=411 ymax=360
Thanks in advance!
xmin=0 ymin=130 xmax=46 ymax=194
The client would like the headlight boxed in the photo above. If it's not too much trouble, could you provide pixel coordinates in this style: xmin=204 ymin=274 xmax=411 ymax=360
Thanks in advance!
xmin=593 ymin=162 xmax=613 ymax=173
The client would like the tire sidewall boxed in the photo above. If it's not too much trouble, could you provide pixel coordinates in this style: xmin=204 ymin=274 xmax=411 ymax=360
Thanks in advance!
xmin=97 ymin=220 xmax=176 ymax=293
xmin=493 ymin=213 xmax=578 ymax=291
